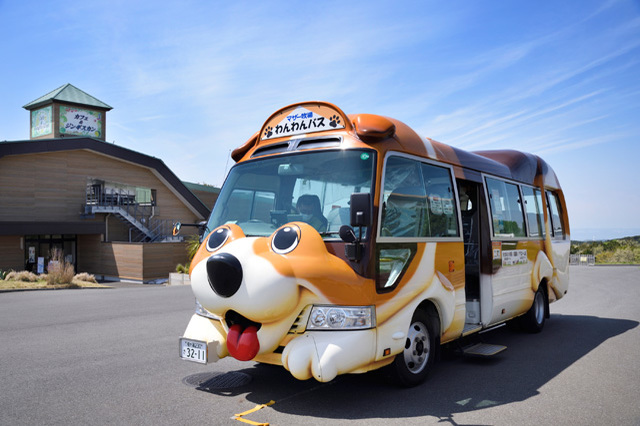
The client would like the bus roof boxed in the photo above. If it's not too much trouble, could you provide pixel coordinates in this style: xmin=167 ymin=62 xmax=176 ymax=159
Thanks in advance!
xmin=231 ymin=101 xmax=562 ymax=190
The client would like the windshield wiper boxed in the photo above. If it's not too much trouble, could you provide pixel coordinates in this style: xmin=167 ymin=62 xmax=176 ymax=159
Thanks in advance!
xmin=321 ymin=231 xmax=342 ymax=237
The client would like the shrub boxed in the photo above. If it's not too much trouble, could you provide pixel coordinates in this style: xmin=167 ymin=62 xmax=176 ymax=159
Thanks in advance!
xmin=0 ymin=269 xmax=8 ymax=280
xmin=174 ymin=234 xmax=200 ymax=274
xmin=175 ymin=263 xmax=189 ymax=274
xmin=5 ymin=270 xmax=39 ymax=282
xmin=46 ymin=248 xmax=75 ymax=285
xmin=186 ymin=234 xmax=201 ymax=261
xmin=74 ymin=272 xmax=97 ymax=283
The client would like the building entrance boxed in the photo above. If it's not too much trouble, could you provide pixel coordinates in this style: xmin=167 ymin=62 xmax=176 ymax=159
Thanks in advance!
xmin=24 ymin=234 xmax=77 ymax=273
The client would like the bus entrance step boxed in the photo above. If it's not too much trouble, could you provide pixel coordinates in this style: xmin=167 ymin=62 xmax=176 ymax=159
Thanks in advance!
xmin=462 ymin=323 xmax=482 ymax=336
xmin=461 ymin=343 xmax=507 ymax=357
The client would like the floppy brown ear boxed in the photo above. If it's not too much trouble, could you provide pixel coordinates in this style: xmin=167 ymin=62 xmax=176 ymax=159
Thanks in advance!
xmin=351 ymin=114 xmax=396 ymax=141
xmin=231 ymin=132 xmax=259 ymax=162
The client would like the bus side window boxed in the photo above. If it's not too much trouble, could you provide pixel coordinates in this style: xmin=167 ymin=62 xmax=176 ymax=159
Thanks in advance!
xmin=381 ymin=157 xmax=425 ymax=238
xmin=535 ymin=189 xmax=546 ymax=238
xmin=547 ymin=191 xmax=564 ymax=239
xmin=421 ymin=163 xmax=459 ymax=238
xmin=522 ymin=186 xmax=544 ymax=238
xmin=381 ymin=156 xmax=459 ymax=239
xmin=486 ymin=178 xmax=526 ymax=238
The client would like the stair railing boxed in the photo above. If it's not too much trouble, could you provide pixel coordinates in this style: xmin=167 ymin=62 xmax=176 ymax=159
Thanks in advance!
xmin=85 ymin=186 xmax=182 ymax=242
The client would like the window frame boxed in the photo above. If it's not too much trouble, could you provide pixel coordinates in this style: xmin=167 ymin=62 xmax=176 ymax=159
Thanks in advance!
xmin=546 ymin=190 xmax=565 ymax=240
xmin=377 ymin=152 xmax=463 ymax=243
xmin=483 ymin=174 xmax=528 ymax=241
xmin=521 ymin=184 xmax=546 ymax=240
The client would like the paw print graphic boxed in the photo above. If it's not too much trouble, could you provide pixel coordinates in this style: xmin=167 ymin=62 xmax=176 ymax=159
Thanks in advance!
xmin=264 ymin=126 xmax=273 ymax=138
xmin=329 ymin=115 xmax=341 ymax=128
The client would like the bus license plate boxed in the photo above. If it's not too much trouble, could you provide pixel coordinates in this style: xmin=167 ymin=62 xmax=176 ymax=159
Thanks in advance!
xmin=180 ymin=338 xmax=207 ymax=364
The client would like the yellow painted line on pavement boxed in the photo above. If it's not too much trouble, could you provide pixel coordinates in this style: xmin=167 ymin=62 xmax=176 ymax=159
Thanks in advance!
xmin=233 ymin=400 xmax=275 ymax=426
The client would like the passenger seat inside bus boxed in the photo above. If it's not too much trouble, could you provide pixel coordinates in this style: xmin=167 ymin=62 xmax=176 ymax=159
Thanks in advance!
xmin=327 ymin=207 xmax=350 ymax=233
xmin=382 ymin=186 xmax=425 ymax=237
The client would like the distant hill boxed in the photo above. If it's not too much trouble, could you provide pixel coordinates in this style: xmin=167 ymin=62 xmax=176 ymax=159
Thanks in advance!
xmin=572 ymin=235 xmax=640 ymax=244
xmin=571 ymin=236 xmax=640 ymax=264
xmin=571 ymin=228 xmax=640 ymax=241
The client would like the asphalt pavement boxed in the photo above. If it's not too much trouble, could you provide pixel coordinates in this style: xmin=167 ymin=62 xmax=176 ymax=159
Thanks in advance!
xmin=0 ymin=265 xmax=638 ymax=425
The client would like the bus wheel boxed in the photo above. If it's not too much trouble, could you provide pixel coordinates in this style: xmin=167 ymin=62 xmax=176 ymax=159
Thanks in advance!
xmin=520 ymin=287 xmax=546 ymax=333
xmin=392 ymin=308 xmax=439 ymax=387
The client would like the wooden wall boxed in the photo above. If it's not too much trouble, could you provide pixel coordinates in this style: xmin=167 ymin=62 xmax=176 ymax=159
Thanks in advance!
xmin=0 ymin=149 xmax=202 ymax=228
xmin=0 ymin=234 xmax=187 ymax=279
xmin=77 ymin=234 xmax=105 ymax=274
xmin=189 ymin=187 xmax=219 ymax=210
xmin=105 ymin=215 xmax=131 ymax=242
xmin=0 ymin=236 xmax=23 ymax=271
xmin=77 ymin=235 xmax=189 ymax=281
xmin=143 ymin=243 xmax=192 ymax=280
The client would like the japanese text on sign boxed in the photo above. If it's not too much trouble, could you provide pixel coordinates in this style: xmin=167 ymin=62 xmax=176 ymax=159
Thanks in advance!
xmin=59 ymin=107 xmax=103 ymax=137
xmin=501 ymin=249 xmax=528 ymax=266
xmin=262 ymin=107 xmax=344 ymax=140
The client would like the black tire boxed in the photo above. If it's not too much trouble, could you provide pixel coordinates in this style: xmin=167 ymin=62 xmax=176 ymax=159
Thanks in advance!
xmin=520 ymin=286 xmax=547 ymax=333
xmin=391 ymin=307 xmax=439 ymax=387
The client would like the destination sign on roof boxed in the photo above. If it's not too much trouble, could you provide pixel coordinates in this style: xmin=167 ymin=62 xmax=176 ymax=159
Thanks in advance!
xmin=261 ymin=105 xmax=346 ymax=140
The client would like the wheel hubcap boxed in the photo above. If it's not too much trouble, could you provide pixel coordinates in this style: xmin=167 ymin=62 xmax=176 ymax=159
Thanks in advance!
xmin=534 ymin=291 xmax=545 ymax=324
xmin=403 ymin=322 xmax=430 ymax=374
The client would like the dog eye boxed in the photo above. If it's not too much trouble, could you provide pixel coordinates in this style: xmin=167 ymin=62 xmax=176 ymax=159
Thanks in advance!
xmin=271 ymin=226 xmax=300 ymax=254
xmin=207 ymin=227 xmax=230 ymax=252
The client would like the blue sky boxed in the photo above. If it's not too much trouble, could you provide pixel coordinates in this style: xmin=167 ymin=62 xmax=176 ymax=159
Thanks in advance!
xmin=1 ymin=0 xmax=639 ymax=240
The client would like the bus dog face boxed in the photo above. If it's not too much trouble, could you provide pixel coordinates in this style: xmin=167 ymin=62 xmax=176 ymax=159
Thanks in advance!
xmin=189 ymin=222 xmax=364 ymax=362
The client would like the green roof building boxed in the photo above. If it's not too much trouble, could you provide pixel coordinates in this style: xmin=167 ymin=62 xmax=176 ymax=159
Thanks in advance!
xmin=23 ymin=83 xmax=113 ymax=141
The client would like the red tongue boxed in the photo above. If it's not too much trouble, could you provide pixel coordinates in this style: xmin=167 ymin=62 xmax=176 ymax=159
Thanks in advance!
xmin=227 ymin=324 xmax=260 ymax=361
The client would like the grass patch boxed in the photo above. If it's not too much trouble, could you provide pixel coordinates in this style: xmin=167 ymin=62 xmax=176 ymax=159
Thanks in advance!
xmin=1 ymin=249 xmax=110 ymax=291
xmin=45 ymin=248 xmax=76 ymax=285
xmin=0 ymin=279 xmax=111 ymax=290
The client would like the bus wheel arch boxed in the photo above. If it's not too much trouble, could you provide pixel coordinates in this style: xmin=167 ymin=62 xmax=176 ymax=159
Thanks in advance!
xmin=417 ymin=300 xmax=443 ymax=335
xmin=391 ymin=302 xmax=440 ymax=387
xmin=532 ymin=251 xmax=553 ymax=293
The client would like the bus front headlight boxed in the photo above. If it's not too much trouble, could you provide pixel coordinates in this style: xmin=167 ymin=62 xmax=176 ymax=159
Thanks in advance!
xmin=307 ymin=306 xmax=376 ymax=330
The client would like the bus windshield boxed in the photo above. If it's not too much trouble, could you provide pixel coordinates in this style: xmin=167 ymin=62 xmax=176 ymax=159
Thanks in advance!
xmin=206 ymin=149 xmax=375 ymax=238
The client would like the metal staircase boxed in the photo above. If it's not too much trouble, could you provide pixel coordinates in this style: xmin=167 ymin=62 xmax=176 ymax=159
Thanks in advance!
xmin=83 ymin=186 xmax=181 ymax=242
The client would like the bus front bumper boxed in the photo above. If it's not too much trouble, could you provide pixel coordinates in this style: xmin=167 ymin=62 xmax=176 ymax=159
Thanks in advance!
xmin=179 ymin=314 xmax=228 ymax=364
xmin=281 ymin=329 xmax=381 ymax=382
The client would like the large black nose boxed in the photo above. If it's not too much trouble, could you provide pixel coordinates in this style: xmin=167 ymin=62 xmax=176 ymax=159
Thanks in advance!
xmin=206 ymin=253 xmax=243 ymax=298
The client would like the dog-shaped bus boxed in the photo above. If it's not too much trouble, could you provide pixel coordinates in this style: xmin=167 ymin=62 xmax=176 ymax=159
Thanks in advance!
xmin=178 ymin=101 xmax=569 ymax=386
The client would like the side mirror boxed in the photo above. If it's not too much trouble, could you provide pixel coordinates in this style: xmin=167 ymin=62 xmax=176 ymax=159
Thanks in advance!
xmin=339 ymin=225 xmax=357 ymax=243
xmin=340 ymin=225 xmax=361 ymax=261
xmin=350 ymin=192 xmax=371 ymax=227
xmin=197 ymin=221 xmax=208 ymax=242
xmin=172 ymin=221 xmax=208 ymax=238
xmin=341 ymin=192 xmax=371 ymax=263
xmin=197 ymin=221 xmax=207 ymax=235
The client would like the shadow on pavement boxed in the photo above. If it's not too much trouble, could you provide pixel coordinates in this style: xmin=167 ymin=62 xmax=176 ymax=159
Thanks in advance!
xmin=187 ymin=314 xmax=637 ymax=423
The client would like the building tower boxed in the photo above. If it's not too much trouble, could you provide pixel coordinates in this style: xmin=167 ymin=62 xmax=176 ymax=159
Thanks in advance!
xmin=22 ymin=83 xmax=113 ymax=141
